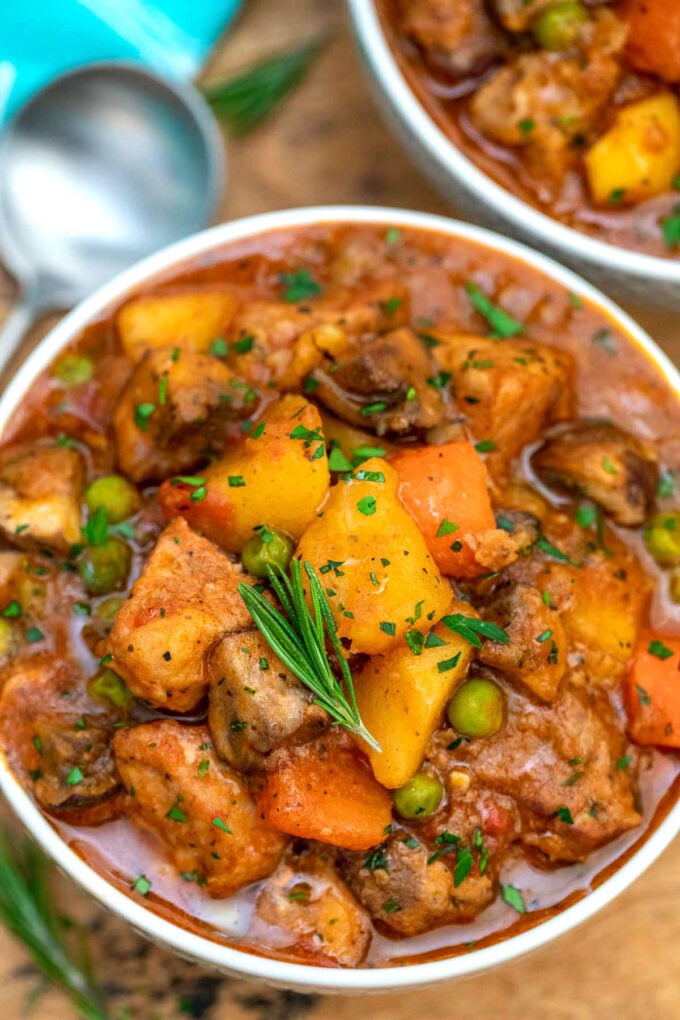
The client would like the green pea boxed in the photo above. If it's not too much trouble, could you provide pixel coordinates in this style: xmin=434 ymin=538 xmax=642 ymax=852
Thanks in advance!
xmin=447 ymin=678 xmax=504 ymax=738
xmin=393 ymin=771 xmax=444 ymax=820
xmin=95 ymin=596 xmax=126 ymax=622
xmin=88 ymin=669 xmax=133 ymax=709
xmin=532 ymin=2 xmax=589 ymax=51
xmin=85 ymin=475 xmax=140 ymax=524
xmin=644 ymin=512 xmax=680 ymax=567
xmin=241 ymin=527 xmax=295 ymax=579
xmin=54 ymin=355 xmax=94 ymax=387
xmin=78 ymin=539 xmax=131 ymax=594
xmin=0 ymin=618 xmax=14 ymax=658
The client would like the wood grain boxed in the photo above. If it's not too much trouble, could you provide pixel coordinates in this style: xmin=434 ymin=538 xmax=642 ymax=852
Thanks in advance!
xmin=0 ymin=0 xmax=678 ymax=1016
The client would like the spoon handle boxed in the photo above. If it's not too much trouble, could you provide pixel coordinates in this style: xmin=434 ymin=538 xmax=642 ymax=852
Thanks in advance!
xmin=0 ymin=296 xmax=38 ymax=381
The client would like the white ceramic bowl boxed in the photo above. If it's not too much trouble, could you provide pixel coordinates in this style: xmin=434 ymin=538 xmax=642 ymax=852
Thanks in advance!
xmin=347 ymin=0 xmax=680 ymax=311
xmin=0 ymin=206 xmax=678 ymax=994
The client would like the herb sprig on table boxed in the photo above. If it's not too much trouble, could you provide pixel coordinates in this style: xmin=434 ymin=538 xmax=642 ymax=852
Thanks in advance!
xmin=203 ymin=38 xmax=327 ymax=135
xmin=238 ymin=559 xmax=381 ymax=751
xmin=0 ymin=831 xmax=110 ymax=1018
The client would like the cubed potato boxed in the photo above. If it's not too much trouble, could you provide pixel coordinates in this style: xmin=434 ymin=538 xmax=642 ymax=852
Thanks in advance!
xmin=113 ymin=721 xmax=286 ymax=897
xmin=354 ymin=601 xmax=472 ymax=787
xmin=0 ymin=444 xmax=83 ymax=552
xmin=103 ymin=517 xmax=254 ymax=711
xmin=114 ymin=348 xmax=241 ymax=483
xmin=159 ymin=395 xmax=330 ymax=554
xmin=585 ymin=93 xmax=680 ymax=205
xmin=118 ymin=289 xmax=238 ymax=362
xmin=296 ymin=458 xmax=451 ymax=655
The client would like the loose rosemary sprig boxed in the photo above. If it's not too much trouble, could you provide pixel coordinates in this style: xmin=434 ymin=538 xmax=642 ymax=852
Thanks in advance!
xmin=238 ymin=559 xmax=381 ymax=751
xmin=202 ymin=37 xmax=327 ymax=135
xmin=0 ymin=830 xmax=110 ymax=1019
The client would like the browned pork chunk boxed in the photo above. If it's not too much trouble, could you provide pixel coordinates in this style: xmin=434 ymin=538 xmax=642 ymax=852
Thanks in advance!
xmin=479 ymin=582 xmax=568 ymax=701
xmin=310 ymin=329 xmax=445 ymax=436
xmin=0 ymin=444 xmax=84 ymax=552
xmin=454 ymin=686 xmax=641 ymax=862
xmin=113 ymin=720 xmax=286 ymax=897
xmin=432 ymin=333 xmax=574 ymax=481
xmin=229 ymin=282 xmax=410 ymax=390
xmin=208 ymin=630 xmax=327 ymax=771
xmin=0 ymin=657 xmax=121 ymax=822
xmin=344 ymin=829 xmax=492 ymax=936
xmin=398 ymin=0 xmax=507 ymax=77
xmin=469 ymin=10 xmax=626 ymax=190
xmin=532 ymin=421 xmax=659 ymax=527
xmin=252 ymin=847 xmax=372 ymax=967
xmin=103 ymin=517 xmax=254 ymax=712
xmin=114 ymin=348 xmax=248 ymax=483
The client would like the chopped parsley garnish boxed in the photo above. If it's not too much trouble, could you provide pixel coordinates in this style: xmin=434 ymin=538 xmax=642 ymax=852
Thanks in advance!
xmin=636 ymin=684 xmax=651 ymax=706
xmin=353 ymin=444 xmax=386 ymax=464
xmin=554 ymin=807 xmax=574 ymax=824
xmin=535 ymin=536 xmax=582 ymax=568
xmin=280 ymin=269 xmax=322 ymax=303
xmin=360 ymin=401 xmax=388 ymax=416
xmin=427 ymin=371 xmax=451 ymax=390
xmin=379 ymin=621 xmax=396 ymax=636
xmin=133 ymin=402 xmax=156 ymax=431
xmin=385 ymin=227 xmax=401 ymax=245
xmin=437 ymin=652 xmax=462 ymax=673
xmin=380 ymin=297 xmax=402 ymax=317
xmin=616 ymin=755 xmax=632 ymax=770
xmin=198 ymin=760 xmax=210 ymax=777
xmin=354 ymin=469 xmax=385 ymax=483
xmin=518 ymin=117 xmax=535 ymax=134
xmin=212 ymin=817 xmax=232 ymax=834
xmin=2 ymin=601 xmax=21 ymax=619
xmin=166 ymin=802 xmax=187 ymax=823
xmin=364 ymin=848 xmax=389 ymax=871
xmin=454 ymin=847 xmax=473 ymax=887
xmin=82 ymin=507 xmax=109 ymax=547
xmin=602 ymin=456 xmax=619 ymax=475
xmin=158 ymin=375 xmax=168 ymax=406
xmin=501 ymin=883 xmax=526 ymax=914
xmin=427 ymin=831 xmax=460 ymax=864
xmin=436 ymin=519 xmax=458 ymax=538
xmin=576 ymin=504 xmax=597 ymax=529
xmin=234 ymin=334 xmax=255 ymax=354
xmin=405 ymin=629 xmax=425 ymax=656
xmin=356 ymin=496 xmax=377 ymax=516
xmin=658 ymin=470 xmax=676 ymax=498
xmin=328 ymin=446 xmax=353 ymax=473
xmin=424 ymin=631 xmax=447 ymax=648
xmin=464 ymin=281 xmax=524 ymax=338
xmin=25 ymin=627 xmax=45 ymax=644
xmin=228 ymin=475 xmax=246 ymax=488
xmin=66 ymin=766 xmax=83 ymax=786
xmin=662 ymin=206 xmax=680 ymax=249
xmin=132 ymin=875 xmax=152 ymax=896
xmin=382 ymin=898 xmax=402 ymax=913
xmin=648 ymin=640 xmax=673 ymax=660
xmin=536 ymin=629 xmax=552 ymax=643
xmin=441 ymin=613 xmax=509 ymax=648
xmin=474 ymin=440 xmax=496 ymax=453
xmin=209 ymin=337 xmax=228 ymax=358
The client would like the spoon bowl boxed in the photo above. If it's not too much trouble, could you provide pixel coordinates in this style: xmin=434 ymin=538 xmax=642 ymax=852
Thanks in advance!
xmin=0 ymin=60 xmax=225 ymax=371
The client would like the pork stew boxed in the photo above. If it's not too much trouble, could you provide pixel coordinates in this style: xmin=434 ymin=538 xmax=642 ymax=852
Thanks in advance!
xmin=380 ymin=0 xmax=680 ymax=258
xmin=0 ymin=222 xmax=679 ymax=968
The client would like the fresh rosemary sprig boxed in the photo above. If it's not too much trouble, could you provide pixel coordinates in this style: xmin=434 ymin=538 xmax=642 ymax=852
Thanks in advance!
xmin=238 ymin=559 xmax=381 ymax=751
xmin=202 ymin=37 xmax=327 ymax=135
xmin=0 ymin=830 xmax=110 ymax=1019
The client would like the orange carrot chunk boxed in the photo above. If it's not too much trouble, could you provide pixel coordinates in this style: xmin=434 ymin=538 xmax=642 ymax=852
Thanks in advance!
xmin=258 ymin=735 xmax=392 ymax=851
xmin=391 ymin=441 xmax=497 ymax=578
xmin=624 ymin=632 xmax=680 ymax=749
xmin=616 ymin=0 xmax=680 ymax=83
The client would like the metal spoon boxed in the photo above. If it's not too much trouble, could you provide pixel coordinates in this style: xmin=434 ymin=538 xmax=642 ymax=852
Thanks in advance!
xmin=0 ymin=60 xmax=225 ymax=376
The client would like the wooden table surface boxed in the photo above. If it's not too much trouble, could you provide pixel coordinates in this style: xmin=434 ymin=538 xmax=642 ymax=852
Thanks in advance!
xmin=0 ymin=0 xmax=678 ymax=1016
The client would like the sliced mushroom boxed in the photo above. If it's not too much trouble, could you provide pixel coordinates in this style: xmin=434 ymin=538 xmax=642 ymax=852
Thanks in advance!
xmin=310 ymin=329 xmax=445 ymax=437
xmin=532 ymin=421 xmax=658 ymax=527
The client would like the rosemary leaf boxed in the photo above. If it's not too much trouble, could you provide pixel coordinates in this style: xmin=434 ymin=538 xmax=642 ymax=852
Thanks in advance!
xmin=238 ymin=561 xmax=380 ymax=751
xmin=203 ymin=38 xmax=327 ymax=135
xmin=0 ymin=830 xmax=109 ymax=1019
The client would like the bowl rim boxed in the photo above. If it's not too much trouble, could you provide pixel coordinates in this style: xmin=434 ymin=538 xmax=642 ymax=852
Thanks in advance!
xmin=1 ymin=204 xmax=679 ymax=992
xmin=346 ymin=0 xmax=680 ymax=284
